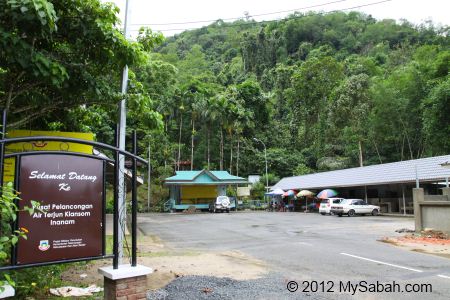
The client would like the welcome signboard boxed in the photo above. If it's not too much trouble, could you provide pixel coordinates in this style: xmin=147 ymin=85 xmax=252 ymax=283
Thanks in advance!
xmin=16 ymin=154 xmax=104 ymax=265
xmin=3 ymin=130 xmax=94 ymax=184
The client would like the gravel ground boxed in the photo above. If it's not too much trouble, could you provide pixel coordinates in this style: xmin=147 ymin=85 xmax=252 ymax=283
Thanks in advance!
xmin=147 ymin=275 xmax=328 ymax=300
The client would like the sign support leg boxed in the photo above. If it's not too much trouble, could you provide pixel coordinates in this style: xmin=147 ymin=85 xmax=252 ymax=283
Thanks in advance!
xmin=131 ymin=131 xmax=137 ymax=267
xmin=113 ymin=126 xmax=120 ymax=269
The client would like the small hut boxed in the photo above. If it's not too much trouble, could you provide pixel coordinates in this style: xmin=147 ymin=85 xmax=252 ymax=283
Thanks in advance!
xmin=164 ymin=170 xmax=247 ymax=211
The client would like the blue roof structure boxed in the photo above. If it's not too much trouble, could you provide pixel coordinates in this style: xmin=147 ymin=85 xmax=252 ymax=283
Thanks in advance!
xmin=165 ymin=170 xmax=247 ymax=185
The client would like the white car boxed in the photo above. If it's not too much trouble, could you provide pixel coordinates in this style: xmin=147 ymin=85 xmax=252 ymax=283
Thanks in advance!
xmin=209 ymin=196 xmax=231 ymax=213
xmin=330 ymin=199 xmax=380 ymax=217
xmin=319 ymin=198 xmax=345 ymax=215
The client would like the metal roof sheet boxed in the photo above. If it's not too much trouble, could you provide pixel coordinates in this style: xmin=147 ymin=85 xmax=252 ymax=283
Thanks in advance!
xmin=165 ymin=170 xmax=247 ymax=185
xmin=210 ymin=171 xmax=244 ymax=181
xmin=166 ymin=171 xmax=202 ymax=181
xmin=272 ymin=155 xmax=450 ymax=190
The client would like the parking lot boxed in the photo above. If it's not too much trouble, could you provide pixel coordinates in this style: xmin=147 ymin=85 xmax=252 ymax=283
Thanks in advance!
xmin=140 ymin=212 xmax=450 ymax=299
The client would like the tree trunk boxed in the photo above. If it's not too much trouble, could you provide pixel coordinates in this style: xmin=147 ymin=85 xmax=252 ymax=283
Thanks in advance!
xmin=220 ymin=129 xmax=224 ymax=170
xmin=5 ymin=72 xmax=25 ymax=111
xmin=177 ymin=113 xmax=183 ymax=171
xmin=236 ymin=135 xmax=240 ymax=176
xmin=191 ymin=117 xmax=195 ymax=170
xmin=358 ymin=140 xmax=364 ymax=167
xmin=406 ymin=133 xmax=413 ymax=160
xmin=7 ymin=101 xmax=63 ymax=128
xmin=229 ymin=130 xmax=233 ymax=174
xmin=372 ymin=138 xmax=383 ymax=164
xmin=400 ymin=119 xmax=413 ymax=160
xmin=401 ymin=134 xmax=405 ymax=161
xmin=207 ymin=126 xmax=210 ymax=170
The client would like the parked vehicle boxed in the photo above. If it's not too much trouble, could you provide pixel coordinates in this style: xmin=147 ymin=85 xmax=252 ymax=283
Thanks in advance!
xmin=330 ymin=199 xmax=380 ymax=217
xmin=209 ymin=196 xmax=231 ymax=213
xmin=319 ymin=198 xmax=345 ymax=215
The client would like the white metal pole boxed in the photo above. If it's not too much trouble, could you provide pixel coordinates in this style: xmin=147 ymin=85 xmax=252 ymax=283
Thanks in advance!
xmin=263 ymin=141 xmax=268 ymax=192
xmin=118 ymin=0 xmax=131 ymax=263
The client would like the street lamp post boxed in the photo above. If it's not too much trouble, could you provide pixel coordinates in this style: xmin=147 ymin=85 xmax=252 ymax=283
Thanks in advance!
xmin=116 ymin=0 xmax=131 ymax=265
xmin=253 ymin=138 xmax=268 ymax=192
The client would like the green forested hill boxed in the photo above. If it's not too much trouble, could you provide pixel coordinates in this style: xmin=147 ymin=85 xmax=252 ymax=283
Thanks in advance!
xmin=1 ymin=3 xmax=449 ymax=189
xmin=147 ymin=11 xmax=449 ymax=180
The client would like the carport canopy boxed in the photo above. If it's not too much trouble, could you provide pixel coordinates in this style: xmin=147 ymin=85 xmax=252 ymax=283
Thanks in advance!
xmin=272 ymin=155 xmax=450 ymax=190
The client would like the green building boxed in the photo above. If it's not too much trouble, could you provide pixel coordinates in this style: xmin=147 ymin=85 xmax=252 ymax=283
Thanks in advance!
xmin=164 ymin=170 xmax=247 ymax=211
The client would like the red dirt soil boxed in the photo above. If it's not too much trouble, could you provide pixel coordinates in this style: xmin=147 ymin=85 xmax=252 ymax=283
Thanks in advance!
xmin=397 ymin=230 xmax=450 ymax=245
xmin=397 ymin=236 xmax=450 ymax=245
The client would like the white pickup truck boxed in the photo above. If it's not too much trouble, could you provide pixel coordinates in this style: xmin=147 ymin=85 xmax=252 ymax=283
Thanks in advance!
xmin=330 ymin=199 xmax=380 ymax=217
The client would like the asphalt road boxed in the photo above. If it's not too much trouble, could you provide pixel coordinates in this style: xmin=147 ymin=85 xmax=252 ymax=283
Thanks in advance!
xmin=139 ymin=212 xmax=450 ymax=299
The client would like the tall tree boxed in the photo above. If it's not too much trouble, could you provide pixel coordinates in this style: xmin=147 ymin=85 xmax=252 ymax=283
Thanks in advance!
xmin=330 ymin=74 xmax=372 ymax=166
xmin=0 ymin=0 xmax=144 ymax=127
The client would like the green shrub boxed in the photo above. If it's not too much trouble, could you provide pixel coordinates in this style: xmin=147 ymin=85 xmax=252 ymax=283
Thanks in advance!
xmin=0 ymin=183 xmax=40 ymax=291
xmin=9 ymin=264 xmax=67 ymax=298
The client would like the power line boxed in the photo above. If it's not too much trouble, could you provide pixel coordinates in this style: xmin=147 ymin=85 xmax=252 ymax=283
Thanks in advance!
xmin=129 ymin=0 xmax=393 ymax=33
xmin=129 ymin=0 xmax=349 ymax=26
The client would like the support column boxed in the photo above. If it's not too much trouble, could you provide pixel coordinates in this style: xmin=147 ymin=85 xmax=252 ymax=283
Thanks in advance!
xmin=402 ymin=185 xmax=406 ymax=216
xmin=364 ymin=186 xmax=367 ymax=203
xmin=99 ymin=264 xmax=152 ymax=300
xmin=441 ymin=187 xmax=450 ymax=199
xmin=413 ymin=188 xmax=424 ymax=233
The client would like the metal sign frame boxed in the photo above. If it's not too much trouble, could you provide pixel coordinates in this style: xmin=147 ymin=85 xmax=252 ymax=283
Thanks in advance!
xmin=0 ymin=110 xmax=146 ymax=270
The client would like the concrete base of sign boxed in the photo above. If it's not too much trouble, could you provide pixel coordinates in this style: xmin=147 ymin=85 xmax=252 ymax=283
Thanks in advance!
xmin=0 ymin=284 xmax=15 ymax=299
xmin=98 ymin=264 xmax=152 ymax=300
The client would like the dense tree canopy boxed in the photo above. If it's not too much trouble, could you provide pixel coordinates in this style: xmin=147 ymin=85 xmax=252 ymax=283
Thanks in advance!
xmin=0 ymin=0 xmax=151 ymax=128
xmin=1 ymin=4 xmax=449 ymax=196
xmin=149 ymin=12 xmax=448 ymax=179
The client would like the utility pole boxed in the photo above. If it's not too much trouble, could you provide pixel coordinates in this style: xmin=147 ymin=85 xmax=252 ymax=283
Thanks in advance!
xmin=147 ymin=142 xmax=151 ymax=212
xmin=117 ymin=0 xmax=131 ymax=264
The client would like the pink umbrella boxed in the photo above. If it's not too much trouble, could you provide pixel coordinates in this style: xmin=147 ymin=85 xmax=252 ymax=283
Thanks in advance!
xmin=317 ymin=189 xmax=338 ymax=199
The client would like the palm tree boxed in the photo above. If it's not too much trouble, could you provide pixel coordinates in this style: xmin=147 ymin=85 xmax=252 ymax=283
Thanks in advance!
xmin=214 ymin=95 xmax=229 ymax=171
xmin=190 ymin=94 xmax=207 ymax=170
xmin=177 ymin=105 xmax=184 ymax=171
xmin=198 ymin=96 xmax=220 ymax=170
xmin=176 ymin=91 xmax=188 ymax=170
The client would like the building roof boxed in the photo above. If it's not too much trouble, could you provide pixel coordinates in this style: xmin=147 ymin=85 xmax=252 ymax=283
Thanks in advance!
xmin=272 ymin=155 xmax=450 ymax=190
xmin=165 ymin=170 xmax=247 ymax=185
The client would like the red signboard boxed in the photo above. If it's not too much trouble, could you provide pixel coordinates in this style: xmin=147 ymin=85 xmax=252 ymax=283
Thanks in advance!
xmin=16 ymin=154 xmax=104 ymax=265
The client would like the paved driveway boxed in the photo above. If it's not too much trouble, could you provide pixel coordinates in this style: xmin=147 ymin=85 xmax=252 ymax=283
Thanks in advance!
xmin=139 ymin=212 xmax=450 ymax=299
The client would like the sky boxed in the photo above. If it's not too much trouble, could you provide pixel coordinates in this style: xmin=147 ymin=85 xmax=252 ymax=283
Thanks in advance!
xmin=107 ymin=0 xmax=449 ymax=37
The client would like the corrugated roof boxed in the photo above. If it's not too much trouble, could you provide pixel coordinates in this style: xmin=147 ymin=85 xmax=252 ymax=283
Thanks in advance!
xmin=165 ymin=171 xmax=203 ymax=181
xmin=272 ymin=155 xmax=450 ymax=190
xmin=210 ymin=171 xmax=244 ymax=181
xmin=165 ymin=170 xmax=247 ymax=185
